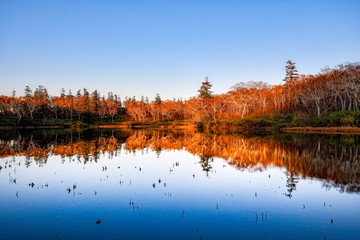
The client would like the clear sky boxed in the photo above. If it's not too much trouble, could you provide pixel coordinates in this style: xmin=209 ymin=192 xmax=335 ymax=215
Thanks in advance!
xmin=0 ymin=0 xmax=359 ymax=100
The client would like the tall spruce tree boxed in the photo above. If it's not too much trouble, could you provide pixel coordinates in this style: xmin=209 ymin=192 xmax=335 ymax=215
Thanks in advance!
xmin=60 ymin=88 xmax=66 ymax=98
xmin=198 ymin=76 xmax=213 ymax=98
xmin=283 ymin=60 xmax=299 ymax=84
xmin=154 ymin=93 xmax=162 ymax=105
xmin=24 ymin=86 xmax=33 ymax=97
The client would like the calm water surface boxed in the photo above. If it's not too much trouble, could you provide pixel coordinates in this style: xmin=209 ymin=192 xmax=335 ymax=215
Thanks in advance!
xmin=0 ymin=129 xmax=359 ymax=239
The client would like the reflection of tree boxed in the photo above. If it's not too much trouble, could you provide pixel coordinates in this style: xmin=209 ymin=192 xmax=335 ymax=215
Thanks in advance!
xmin=25 ymin=156 xmax=32 ymax=168
xmin=0 ymin=129 xmax=129 ymax=164
xmin=155 ymin=149 xmax=161 ymax=158
xmin=285 ymin=171 xmax=299 ymax=199
xmin=122 ymin=131 xmax=360 ymax=193
xmin=199 ymin=155 xmax=213 ymax=176
xmin=1 ymin=130 xmax=360 ymax=193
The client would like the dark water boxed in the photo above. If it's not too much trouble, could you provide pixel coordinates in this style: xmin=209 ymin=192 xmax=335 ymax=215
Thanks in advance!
xmin=0 ymin=129 xmax=359 ymax=239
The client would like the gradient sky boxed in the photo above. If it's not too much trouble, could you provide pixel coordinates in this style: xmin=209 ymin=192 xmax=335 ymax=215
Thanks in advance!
xmin=0 ymin=0 xmax=359 ymax=100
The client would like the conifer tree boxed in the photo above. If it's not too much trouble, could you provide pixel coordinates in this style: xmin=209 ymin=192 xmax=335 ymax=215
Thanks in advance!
xmin=196 ymin=76 xmax=213 ymax=123
xmin=24 ymin=86 xmax=32 ymax=97
xmin=283 ymin=60 xmax=300 ymax=108
xmin=154 ymin=93 xmax=162 ymax=105
xmin=60 ymin=88 xmax=66 ymax=98
xmin=283 ymin=60 xmax=299 ymax=84
xmin=198 ymin=76 xmax=213 ymax=98
xmin=91 ymin=90 xmax=100 ymax=114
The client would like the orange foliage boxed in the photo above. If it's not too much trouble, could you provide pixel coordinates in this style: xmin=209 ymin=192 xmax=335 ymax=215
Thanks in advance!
xmin=0 ymin=130 xmax=359 ymax=192
xmin=0 ymin=62 xmax=359 ymax=122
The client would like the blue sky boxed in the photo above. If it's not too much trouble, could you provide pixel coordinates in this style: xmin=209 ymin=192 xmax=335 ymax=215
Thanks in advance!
xmin=0 ymin=0 xmax=359 ymax=100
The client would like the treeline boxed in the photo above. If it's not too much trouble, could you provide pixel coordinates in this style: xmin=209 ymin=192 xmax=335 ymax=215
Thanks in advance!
xmin=124 ymin=62 xmax=360 ymax=124
xmin=0 ymin=62 xmax=359 ymax=126
xmin=0 ymin=87 xmax=125 ymax=124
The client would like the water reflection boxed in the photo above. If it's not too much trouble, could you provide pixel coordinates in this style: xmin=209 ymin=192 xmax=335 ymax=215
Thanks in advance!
xmin=1 ymin=129 xmax=359 ymax=193
xmin=1 ymin=129 xmax=360 ymax=239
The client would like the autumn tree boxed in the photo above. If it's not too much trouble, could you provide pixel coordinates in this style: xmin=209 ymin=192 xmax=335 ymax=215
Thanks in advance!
xmin=66 ymin=90 xmax=74 ymax=121
xmin=73 ymin=88 xmax=91 ymax=121
xmin=0 ymin=93 xmax=24 ymax=123
xmin=9 ymin=97 xmax=24 ymax=123
xmin=49 ymin=96 xmax=60 ymax=119
xmin=209 ymin=95 xmax=225 ymax=120
xmin=124 ymin=97 xmax=145 ymax=121
xmin=1 ymin=61 xmax=358 ymax=126
xmin=104 ymin=97 xmax=119 ymax=123
xmin=48 ymin=88 xmax=68 ymax=119
xmin=184 ymin=98 xmax=202 ymax=121
xmin=150 ymin=94 xmax=162 ymax=121
xmin=34 ymin=85 xmax=50 ymax=120
xmin=23 ymin=86 xmax=41 ymax=120
xmin=90 ymin=90 xmax=101 ymax=117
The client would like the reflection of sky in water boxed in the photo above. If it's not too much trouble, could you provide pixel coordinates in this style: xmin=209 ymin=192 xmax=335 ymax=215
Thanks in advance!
xmin=0 ymin=145 xmax=360 ymax=240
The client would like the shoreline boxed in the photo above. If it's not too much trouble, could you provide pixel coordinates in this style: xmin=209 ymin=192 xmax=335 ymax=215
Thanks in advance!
xmin=282 ymin=127 xmax=360 ymax=135
xmin=95 ymin=124 xmax=194 ymax=130
xmin=1 ymin=124 xmax=360 ymax=135
xmin=0 ymin=125 xmax=66 ymax=130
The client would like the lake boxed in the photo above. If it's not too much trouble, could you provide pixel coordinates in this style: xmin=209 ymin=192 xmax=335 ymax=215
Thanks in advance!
xmin=0 ymin=129 xmax=359 ymax=239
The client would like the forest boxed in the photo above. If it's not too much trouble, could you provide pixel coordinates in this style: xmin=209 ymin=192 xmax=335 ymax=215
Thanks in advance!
xmin=0 ymin=61 xmax=360 ymax=129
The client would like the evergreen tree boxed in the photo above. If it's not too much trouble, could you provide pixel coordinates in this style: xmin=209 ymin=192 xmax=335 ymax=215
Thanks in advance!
xmin=154 ymin=94 xmax=162 ymax=105
xmin=67 ymin=89 xmax=73 ymax=98
xmin=91 ymin=90 xmax=100 ymax=114
xmin=60 ymin=88 xmax=66 ymax=98
xmin=283 ymin=60 xmax=299 ymax=84
xmin=107 ymin=91 xmax=114 ymax=100
xmin=67 ymin=90 xmax=74 ymax=122
xmin=283 ymin=60 xmax=300 ymax=108
xmin=76 ymin=89 xmax=81 ymax=97
xmin=34 ymin=85 xmax=49 ymax=103
xmin=24 ymin=86 xmax=33 ymax=97
xmin=82 ymin=88 xmax=90 ymax=113
xmin=197 ymin=76 xmax=213 ymax=122
xmin=198 ymin=76 xmax=213 ymax=98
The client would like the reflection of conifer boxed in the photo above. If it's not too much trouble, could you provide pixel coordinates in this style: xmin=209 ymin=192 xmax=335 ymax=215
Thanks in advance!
xmin=155 ymin=148 xmax=161 ymax=158
xmin=285 ymin=171 xmax=299 ymax=199
xmin=93 ymin=140 xmax=100 ymax=162
xmin=25 ymin=156 xmax=32 ymax=168
xmin=199 ymin=155 xmax=213 ymax=176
